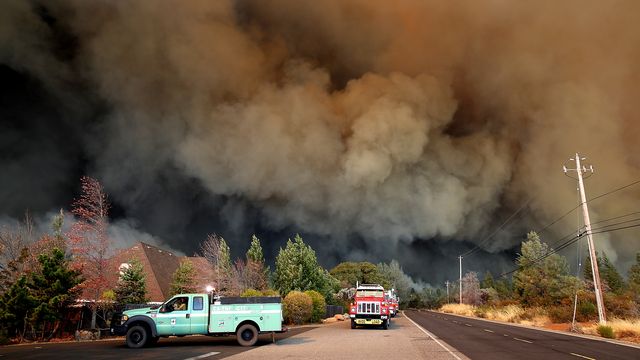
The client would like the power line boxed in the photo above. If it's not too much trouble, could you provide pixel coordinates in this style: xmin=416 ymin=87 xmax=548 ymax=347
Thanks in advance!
xmin=589 ymin=210 xmax=640 ymax=226
xmin=499 ymin=222 xmax=640 ymax=278
xmin=461 ymin=198 xmax=532 ymax=258
xmin=588 ymin=179 xmax=640 ymax=202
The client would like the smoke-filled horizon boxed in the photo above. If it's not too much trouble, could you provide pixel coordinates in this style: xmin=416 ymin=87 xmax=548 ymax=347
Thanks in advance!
xmin=1 ymin=0 xmax=639 ymax=284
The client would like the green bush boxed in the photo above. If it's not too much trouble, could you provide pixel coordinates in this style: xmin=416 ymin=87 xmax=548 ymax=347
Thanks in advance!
xmin=283 ymin=291 xmax=313 ymax=325
xmin=597 ymin=325 xmax=615 ymax=339
xmin=241 ymin=289 xmax=263 ymax=297
xmin=262 ymin=289 xmax=280 ymax=297
xmin=548 ymin=305 xmax=573 ymax=323
xmin=304 ymin=290 xmax=326 ymax=323
xmin=577 ymin=302 xmax=597 ymax=321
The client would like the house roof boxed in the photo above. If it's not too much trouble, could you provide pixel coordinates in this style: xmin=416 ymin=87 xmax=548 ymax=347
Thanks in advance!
xmin=112 ymin=242 xmax=214 ymax=302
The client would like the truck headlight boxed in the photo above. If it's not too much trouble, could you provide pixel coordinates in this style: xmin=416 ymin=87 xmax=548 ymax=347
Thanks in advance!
xmin=121 ymin=315 xmax=128 ymax=325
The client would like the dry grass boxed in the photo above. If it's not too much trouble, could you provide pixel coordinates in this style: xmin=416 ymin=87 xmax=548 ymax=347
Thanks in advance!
xmin=440 ymin=303 xmax=476 ymax=316
xmin=438 ymin=304 xmax=640 ymax=343
xmin=582 ymin=318 xmax=640 ymax=341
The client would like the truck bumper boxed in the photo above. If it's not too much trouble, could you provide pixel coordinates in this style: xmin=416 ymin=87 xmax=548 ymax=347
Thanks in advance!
xmin=110 ymin=324 xmax=128 ymax=336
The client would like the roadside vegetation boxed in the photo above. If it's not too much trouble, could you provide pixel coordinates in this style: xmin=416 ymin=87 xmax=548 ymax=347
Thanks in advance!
xmin=436 ymin=231 xmax=640 ymax=343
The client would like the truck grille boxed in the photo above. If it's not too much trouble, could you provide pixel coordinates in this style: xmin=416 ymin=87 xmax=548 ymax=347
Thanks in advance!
xmin=357 ymin=302 xmax=380 ymax=314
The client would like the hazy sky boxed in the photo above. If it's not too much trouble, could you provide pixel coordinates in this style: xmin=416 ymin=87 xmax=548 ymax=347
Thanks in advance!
xmin=2 ymin=0 xmax=639 ymax=284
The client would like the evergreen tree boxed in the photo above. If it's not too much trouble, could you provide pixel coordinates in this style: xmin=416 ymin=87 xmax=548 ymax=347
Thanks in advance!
xmin=115 ymin=259 xmax=148 ymax=304
xmin=28 ymin=248 xmax=83 ymax=341
xmin=243 ymin=235 xmax=268 ymax=291
xmin=600 ymin=252 xmax=625 ymax=294
xmin=481 ymin=271 xmax=495 ymax=289
xmin=0 ymin=275 xmax=35 ymax=341
xmin=377 ymin=260 xmax=413 ymax=306
xmin=273 ymin=234 xmax=326 ymax=296
xmin=584 ymin=252 xmax=625 ymax=294
xmin=628 ymin=253 xmax=640 ymax=301
xmin=513 ymin=231 xmax=580 ymax=306
xmin=170 ymin=260 xmax=197 ymax=295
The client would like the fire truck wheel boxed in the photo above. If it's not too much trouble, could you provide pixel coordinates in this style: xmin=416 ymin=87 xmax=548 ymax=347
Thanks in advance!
xmin=351 ymin=320 xmax=356 ymax=329
xmin=236 ymin=323 xmax=259 ymax=346
xmin=382 ymin=320 xmax=388 ymax=330
xmin=126 ymin=325 xmax=149 ymax=348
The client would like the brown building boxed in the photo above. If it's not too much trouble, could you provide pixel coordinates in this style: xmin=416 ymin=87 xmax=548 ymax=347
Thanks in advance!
xmin=111 ymin=242 xmax=214 ymax=302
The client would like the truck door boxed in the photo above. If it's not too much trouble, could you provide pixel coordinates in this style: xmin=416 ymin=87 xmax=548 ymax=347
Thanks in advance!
xmin=190 ymin=295 xmax=208 ymax=334
xmin=156 ymin=296 xmax=191 ymax=336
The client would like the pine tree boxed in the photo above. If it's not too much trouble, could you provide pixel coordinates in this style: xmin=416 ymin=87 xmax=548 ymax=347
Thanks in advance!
xmin=115 ymin=259 xmax=148 ymax=304
xmin=273 ymin=234 xmax=325 ymax=296
xmin=0 ymin=275 xmax=35 ymax=341
xmin=170 ymin=259 xmax=197 ymax=296
xmin=600 ymin=252 xmax=625 ymax=294
xmin=584 ymin=252 xmax=625 ymax=294
xmin=243 ymin=235 xmax=268 ymax=291
xmin=481 ymin=271 xmax=495 ymax=289
xmin=629 ymin=253 xmax=640 ymax=287
xmin=377 ymin=260 xmax=412 ymax=305
xmin=513 ymin=231 xmax=580 ymax=306
xmin=28 ymin=248 xmax=83 ymax=341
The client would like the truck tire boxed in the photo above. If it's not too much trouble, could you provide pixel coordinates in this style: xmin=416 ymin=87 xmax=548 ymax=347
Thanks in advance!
xmin=382 ymin=320 xmax=388 ymax=330
xmin=351 ymin=319 xmax=356 ymax=329
xmin=236 ymin=324 xmax=258 ymax=346
xmin=126 ymin=325 xmax=149 ymax=348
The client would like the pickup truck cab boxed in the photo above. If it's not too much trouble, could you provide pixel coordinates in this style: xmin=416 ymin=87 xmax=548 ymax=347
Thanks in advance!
xmin=111 ymin=293 xmax=286 ymax=348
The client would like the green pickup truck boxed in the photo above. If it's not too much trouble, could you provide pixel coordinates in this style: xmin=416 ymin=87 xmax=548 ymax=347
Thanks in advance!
xmin=110 ymin=293 xmax=286 ymax=348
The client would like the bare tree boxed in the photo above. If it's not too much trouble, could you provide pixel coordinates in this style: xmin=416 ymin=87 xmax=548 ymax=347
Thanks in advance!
xmin=200 ymin=234 xmax=237 ymax=295
xmin=68 ymin=176 xmax=113 ymax=330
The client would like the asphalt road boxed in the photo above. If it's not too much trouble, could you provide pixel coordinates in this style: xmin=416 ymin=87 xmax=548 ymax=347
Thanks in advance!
xmin=405 ymin=310 xmax=640 ymax=360
xmin=0 ymin=328 xmax=313 ymax=360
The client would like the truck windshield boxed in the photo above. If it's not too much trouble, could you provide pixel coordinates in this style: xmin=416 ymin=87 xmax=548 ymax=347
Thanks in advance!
xmin=356 ymin=290 xmax=383 ymax=297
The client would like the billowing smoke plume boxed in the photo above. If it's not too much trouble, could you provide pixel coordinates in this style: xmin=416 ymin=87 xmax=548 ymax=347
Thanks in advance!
xmin=2 ymin=0 xmax=640 ymax=282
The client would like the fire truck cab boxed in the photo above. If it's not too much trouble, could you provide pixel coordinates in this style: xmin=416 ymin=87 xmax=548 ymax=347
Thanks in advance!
xmin=349 ymin=284 xmax=390 ymax=330
xmin=385 ymin=289 xmax=399 ymax=317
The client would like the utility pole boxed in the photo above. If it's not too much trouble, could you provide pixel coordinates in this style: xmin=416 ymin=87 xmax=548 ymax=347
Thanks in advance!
xmin=563 ymin=153 xmax=606 ymax=324
xmin=445 ymin=281 xmax=450 ymax=304
xmin=459 ymin=256 xmax=463 ymax=305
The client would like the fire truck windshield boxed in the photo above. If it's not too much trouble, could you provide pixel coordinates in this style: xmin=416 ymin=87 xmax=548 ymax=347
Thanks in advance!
xmin=356 ymin=290 xmax=383 ymax=297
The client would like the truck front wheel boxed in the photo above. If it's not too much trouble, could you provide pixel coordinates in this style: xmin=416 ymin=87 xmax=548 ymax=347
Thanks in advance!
xmin=236 ymin=324 xmax=258 ymax=346
xmin=382 ymin=320 xmax=389 ymax=330
xmin=351 ymin=319 xmax=356 ymax=329
xmin=126 ymin=325 xmax=149 ymax=348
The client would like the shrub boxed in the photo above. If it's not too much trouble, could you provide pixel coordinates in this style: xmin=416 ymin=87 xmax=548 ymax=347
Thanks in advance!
xmin=241 ymin=289 xmax=263 ymax=297
xmin=577 ymin=302 xmax=597 ymax=322
xmin=440 ymin=303 xmax=476 ymax=316
xmin=597 ymin=325 xmax=615 ymax=338
xmin=262 ymin=289 xmax=280 ymax=297
xmin=548 ymin=305 xmax=573 ymax=323
xmin=283 ymin=291 xmax=313 ymax=325
xmin=304 ymin=290 xmax=326 ymax=323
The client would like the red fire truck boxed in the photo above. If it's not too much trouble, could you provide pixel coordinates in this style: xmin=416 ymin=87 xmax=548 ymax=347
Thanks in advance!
xmin=349 ymin=284 xmax=390 ymax=329
xmin=385 ymin=289 xmax=399 ymax=317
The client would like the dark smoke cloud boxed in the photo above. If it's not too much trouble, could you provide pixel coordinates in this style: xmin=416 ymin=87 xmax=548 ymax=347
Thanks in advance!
xmin=1 ymin=0 xmax=640 ymax=283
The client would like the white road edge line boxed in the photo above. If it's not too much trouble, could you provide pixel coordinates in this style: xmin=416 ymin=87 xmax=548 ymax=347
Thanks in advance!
xmin=484 ymin=329 xmax=494 ymax=333
xmin=570 ymin=353 xmax=595 ymax=360
xmin=404 ymin=311 xmax=463 ymax=360
xmin=513 ymin=337 xmax=533 ymax=344
xmin=183 ymin=351 xmax=220 ymax=360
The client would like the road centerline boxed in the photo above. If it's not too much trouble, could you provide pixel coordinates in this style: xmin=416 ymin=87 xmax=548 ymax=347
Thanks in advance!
xmin=484 ymin=329 xmax=494 ymax=333
xmin=183 ymin=351 xmax=220 ymax=360
xmin=514 ymin=337 xmax=533 ymax=344
xmin=570 ymin=353 xmax=596 ymax=360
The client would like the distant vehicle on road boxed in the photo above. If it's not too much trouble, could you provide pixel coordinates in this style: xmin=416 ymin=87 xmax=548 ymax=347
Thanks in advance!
xmin=349 ymin=284 xmax=391 ymax=329
xmin=385 ymin=289 xmax=399 ymax=317
xmin=110 ymin=292 xmax=286 ymax=348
